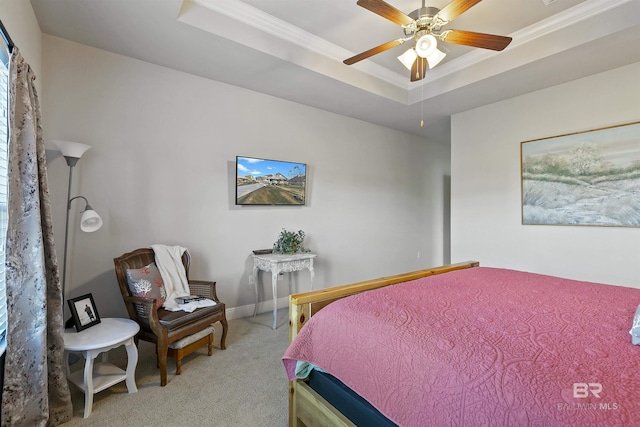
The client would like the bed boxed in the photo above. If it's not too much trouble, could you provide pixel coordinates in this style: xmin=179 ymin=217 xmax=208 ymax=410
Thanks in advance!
xmin=283 ymin=261 xmax=640 ymax=426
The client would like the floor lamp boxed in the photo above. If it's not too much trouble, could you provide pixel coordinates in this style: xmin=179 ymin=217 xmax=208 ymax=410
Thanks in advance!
xmin=53 ymin=140 xmax=103 ymax=308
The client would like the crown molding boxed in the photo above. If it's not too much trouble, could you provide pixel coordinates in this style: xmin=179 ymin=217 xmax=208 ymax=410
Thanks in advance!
xmin=187 ymin=0 xmax=635 ymax=98
xmin=419 ymin=0 xmax=633 ymax=85
xmin=190 ymin=0 xmax=408 ymax=87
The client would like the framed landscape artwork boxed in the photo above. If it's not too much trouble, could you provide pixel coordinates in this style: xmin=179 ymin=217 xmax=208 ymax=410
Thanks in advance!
xmin=521 ymin=121 xmax=640 ymax=227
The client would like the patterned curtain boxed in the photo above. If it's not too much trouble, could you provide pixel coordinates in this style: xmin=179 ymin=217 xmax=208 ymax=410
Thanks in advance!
xmin=1 ymin=48 xmax=72 ymax=426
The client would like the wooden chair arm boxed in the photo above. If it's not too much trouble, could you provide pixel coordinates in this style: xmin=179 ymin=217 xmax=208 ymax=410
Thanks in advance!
xmin=123 ymin=295 xmax=162 ymax=336
xmin=124 ymin=295 xmax=157 ymax=307
xmin=188 ymin=280 xmax=220 ymax=302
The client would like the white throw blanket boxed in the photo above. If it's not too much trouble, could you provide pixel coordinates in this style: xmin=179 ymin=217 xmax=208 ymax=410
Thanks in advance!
xmin=151 ymin=244 xmax=191 ymax=311
xmin=151 ymin=244 xmax=217 ymax=312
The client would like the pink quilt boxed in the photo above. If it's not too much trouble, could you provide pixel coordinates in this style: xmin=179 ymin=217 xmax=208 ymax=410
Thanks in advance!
xmin=283 ymin=267 xmax=640 ymax=426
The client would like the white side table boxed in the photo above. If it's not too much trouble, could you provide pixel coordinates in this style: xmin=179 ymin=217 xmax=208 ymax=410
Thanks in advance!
xmin=63 ymin=318 xmax=140 ymax=418
xmin=252 ymin=253 xmax=317 ymax=329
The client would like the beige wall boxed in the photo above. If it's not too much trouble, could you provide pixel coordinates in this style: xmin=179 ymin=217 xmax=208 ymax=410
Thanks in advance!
xmin=41 ymin=35 xmax=450 ymax=320
xmin=0 ymin=0 xmax=42 ymax=92
xmin=451 ymin=62 xmax=640 ymax=287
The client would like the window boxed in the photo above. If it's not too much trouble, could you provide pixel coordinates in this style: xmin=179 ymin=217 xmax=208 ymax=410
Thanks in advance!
xmin=0 ymin=42 xmax=8 ymax=355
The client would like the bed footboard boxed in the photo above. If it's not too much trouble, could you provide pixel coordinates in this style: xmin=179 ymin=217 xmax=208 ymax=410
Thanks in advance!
xmin=287 ymin=261 xmax=479 ymax=427
xmin=289 ymin=380 xmax=356 ymax=427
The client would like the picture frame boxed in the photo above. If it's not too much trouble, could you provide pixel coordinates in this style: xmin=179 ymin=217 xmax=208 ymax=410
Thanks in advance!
xmin=521 ymin=121 xmax=640 ymax=227
xmin=67 ymin=293 xmax=101 ymax=332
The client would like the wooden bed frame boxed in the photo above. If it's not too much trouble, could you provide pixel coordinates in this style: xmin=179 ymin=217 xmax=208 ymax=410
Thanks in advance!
xmin=287 ymin=261 xmax=480 ymax=427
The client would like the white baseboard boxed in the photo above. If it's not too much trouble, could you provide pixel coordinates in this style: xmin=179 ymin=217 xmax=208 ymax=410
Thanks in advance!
xmin=224 ymin=296 xmax=289 ymax=321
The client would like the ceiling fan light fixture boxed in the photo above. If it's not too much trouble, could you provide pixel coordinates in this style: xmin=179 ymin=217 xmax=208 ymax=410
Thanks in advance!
xmin=415 ymin=34 xmax=437 ymax=59
xmin=397 ymin=48 xmax=418 ymax=70
xmin=426 ymin=48 xmax=447 ymax=68
xmin=344 ymin=0 xmax=512 ymax=82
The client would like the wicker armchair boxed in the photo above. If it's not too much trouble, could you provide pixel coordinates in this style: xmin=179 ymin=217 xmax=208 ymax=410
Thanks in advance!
xmin=113 ymin=247 xmax=228 ymax=386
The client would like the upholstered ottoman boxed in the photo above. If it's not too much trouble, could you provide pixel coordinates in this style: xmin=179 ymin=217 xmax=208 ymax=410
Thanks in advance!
xmin=167 ymin=325 xmax=215 ymax=374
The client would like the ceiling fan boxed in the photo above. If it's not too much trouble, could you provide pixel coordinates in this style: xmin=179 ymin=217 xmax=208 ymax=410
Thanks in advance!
xmin=344 ymin=0 xmax=513 ymax=82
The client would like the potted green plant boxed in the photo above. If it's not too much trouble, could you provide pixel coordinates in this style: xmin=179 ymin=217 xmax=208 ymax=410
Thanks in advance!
xmin=273 ymin=229 xmax=310 ymax=254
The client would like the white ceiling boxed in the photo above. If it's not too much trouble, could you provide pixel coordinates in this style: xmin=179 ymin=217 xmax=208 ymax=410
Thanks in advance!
xmin=30 ymin=0 xmax=640 ymax=144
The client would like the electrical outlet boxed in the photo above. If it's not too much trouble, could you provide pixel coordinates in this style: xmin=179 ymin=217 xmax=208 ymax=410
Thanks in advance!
xmin=249 ymin=275 xmax=255 ymax=285
xmin=278 ymin=272 xmax=283 ymax=281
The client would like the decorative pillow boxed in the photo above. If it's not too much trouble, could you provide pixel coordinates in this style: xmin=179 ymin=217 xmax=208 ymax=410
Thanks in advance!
xmin=126 ymin=262 xmax=166 ymax=308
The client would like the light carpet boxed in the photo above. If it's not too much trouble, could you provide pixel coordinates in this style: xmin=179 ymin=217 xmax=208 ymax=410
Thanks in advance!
xmin=61 ymin=310 xmax=290 ymax=426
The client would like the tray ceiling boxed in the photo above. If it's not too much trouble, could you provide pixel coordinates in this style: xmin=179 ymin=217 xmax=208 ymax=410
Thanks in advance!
xmin=31 ymin=0 xmax=640 ymax=143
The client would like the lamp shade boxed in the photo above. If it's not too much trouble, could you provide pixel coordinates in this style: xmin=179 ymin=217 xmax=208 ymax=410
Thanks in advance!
xmin=415 ymin=34 xmax=438 ymax=59
xmin=397 ymin=48 xmax=418 ymax=70
xmin=80 ymin=209 xmax=103 ymax=232
xmin=53 ymin=140 xmax=91 ymax=159
xmin=426 ymin=48 xmax=447 ymax=68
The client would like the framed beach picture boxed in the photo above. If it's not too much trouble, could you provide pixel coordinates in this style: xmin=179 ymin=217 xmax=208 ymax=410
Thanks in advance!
xmin=521 ymin=121 xmax=640 ymax=227
xmin=67 ymin=293 xmax=101 ymax=332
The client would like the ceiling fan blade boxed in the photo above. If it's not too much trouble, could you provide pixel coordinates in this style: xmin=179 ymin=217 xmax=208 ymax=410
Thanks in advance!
xmin=436 ymin=0 xmax=483 ymax=23
xmin=344 ymin=38 xmax=407 ymax=65
xmin=356 ymin=0 xmax=414 ymax=26
xmin=410 ymin=57 xmax=427 ymax=82
xmin=441 ymin=30 xmax=512 ymax=51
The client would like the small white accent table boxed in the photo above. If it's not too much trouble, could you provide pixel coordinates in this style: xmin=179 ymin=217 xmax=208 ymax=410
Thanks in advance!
xmin=252 ymin=253 xmax=317 ymax=329
xmin=63 ymin=318 xmax=140 ymax=418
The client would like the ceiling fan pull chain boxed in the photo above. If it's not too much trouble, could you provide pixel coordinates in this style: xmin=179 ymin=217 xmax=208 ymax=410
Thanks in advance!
xmin=421 ymin=78 xmax=424 ymax=127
